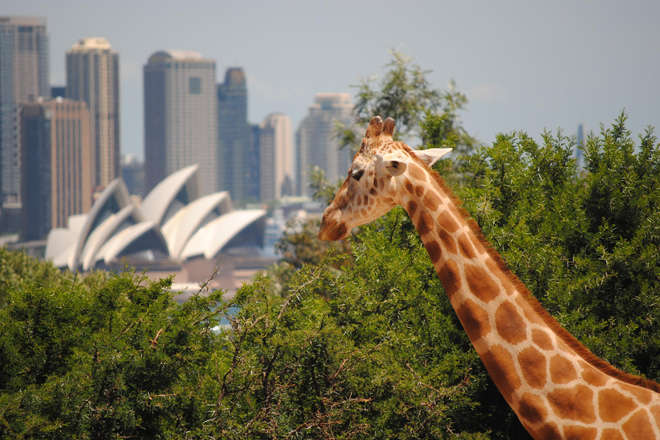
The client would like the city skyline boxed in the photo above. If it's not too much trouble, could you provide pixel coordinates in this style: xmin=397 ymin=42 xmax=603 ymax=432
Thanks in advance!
xmin=5 ymin=1 xmax=659 ymax=161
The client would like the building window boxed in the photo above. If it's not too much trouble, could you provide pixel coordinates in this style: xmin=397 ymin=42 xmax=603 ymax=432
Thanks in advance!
xmin=189 ymin=77 xmax=201 ymax=94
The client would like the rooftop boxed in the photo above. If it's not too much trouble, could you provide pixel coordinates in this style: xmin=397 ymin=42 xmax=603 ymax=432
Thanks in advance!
xmin=69 ymin=37 xmax=113 ymax=51
xmin=147 ymin=50 xmax=212 ymax=64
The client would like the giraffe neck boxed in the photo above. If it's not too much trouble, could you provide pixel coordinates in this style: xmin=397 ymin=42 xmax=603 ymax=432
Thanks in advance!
xmin=399 ymin=161 xmax=659 ymax=439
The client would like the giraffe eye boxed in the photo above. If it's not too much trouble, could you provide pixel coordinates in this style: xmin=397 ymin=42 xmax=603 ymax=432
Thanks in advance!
xmin=351 ymin=169 xmax=365 ymax=181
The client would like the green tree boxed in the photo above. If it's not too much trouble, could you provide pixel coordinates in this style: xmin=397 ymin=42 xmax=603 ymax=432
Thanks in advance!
xmin=338 ymin=50 xmax=477 ymax=158
xmin=0 ymin=248 xmax=225 ymax=438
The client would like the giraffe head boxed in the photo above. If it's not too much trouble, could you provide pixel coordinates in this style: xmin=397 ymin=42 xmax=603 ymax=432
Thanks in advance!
xmin=319 ymin=116 xmax=451 ymax=241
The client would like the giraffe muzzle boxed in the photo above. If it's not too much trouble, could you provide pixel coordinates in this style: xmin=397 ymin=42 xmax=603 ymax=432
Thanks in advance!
xmin=318 ymin=210 xmax=349 ymax=241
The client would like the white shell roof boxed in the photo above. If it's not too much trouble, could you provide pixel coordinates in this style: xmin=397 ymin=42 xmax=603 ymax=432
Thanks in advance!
xmin=181 ymin=209 xmax=266 ymax=261
xmin=45 ymin=165 xmax=263 ymax=271
xmin=80 ymin=205 xmax=138 ymax=271
xmin=68 ymin=179 xmax=132 ymax=270
xmin=161 ymin=191 xmax=231 ymax=259
xmin=141 ymin=164 xmax=198 ymax=226
xmin=94 ymin=221 xmax=166 ymax=266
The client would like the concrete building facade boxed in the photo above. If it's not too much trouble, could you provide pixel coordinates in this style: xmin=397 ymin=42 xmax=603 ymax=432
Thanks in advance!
xmin=20 ymin=98 xmax=94 ymax=239
xmin=296 ymin=93 xmax=352 ymax=196
xmin=259 ymin=113 xmax=294 ymax=202
xmin=144 ymin=50 xmax=217 ymax=196
xmin=0 ymin=16 xmax=50 ymax=210
xmin=66 ymin=37 xmax=120 ymax=190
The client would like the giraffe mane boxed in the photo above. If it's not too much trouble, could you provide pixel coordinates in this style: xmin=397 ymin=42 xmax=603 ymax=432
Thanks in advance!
xmin=403 ymin=144 xmax=660 ymax=393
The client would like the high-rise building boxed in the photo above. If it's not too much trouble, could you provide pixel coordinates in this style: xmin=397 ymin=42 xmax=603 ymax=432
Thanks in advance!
xmin=0 ymin=16 xmax=49 ymax=211
xmin=217 ymin=67 xmax=251 ymax=202
xmin=66 ymin=37 xmax=120 ymax=190
xmin=245 ymin=123 xmax=261 ymax=202
xmin=260 ymin=113 xmax=294 ymax=202
xmin=50 ymin=85 xmax=65 ymax=98
xmin=121 ymin=154 xmax=145 ymax=197
xmin=20 ymin=98 xmax=94 ymax=239
xmin=144 ymin=50 xmax=218 ymax=195
xmin=296 ymin=93 xmax=352 ymax=196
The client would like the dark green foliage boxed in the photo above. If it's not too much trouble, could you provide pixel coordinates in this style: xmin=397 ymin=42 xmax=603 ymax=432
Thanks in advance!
xmin=0 ymin=249 xmax=224 ymax=438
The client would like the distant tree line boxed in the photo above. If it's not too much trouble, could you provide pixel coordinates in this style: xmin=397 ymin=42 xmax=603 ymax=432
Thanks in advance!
xmin=0 ymin=53 xmax=657 ymax=439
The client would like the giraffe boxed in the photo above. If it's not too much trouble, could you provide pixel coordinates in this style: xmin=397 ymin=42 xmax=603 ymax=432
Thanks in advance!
xmin=318 ymin=116 xmax=660 ymax=440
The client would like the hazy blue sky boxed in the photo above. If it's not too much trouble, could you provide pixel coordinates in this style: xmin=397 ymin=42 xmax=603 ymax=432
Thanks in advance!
xmin=7 ymin=0 xmax=660 ymax=159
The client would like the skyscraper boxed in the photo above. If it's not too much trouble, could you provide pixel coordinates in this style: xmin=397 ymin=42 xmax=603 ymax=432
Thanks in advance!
xmin=246 ymin=123 xmax=261 ymax=202
xmin=66 ymin=37 xmax=120 ymax=190
xmin=260 ymin=113 xmax=294 ymax=202
xmin=20 ymin=98 xmax=94 ymax=239
xmin=217 ymin=67 xmax=251 ymax=202
xmin=144 ymin=50 xmax=218 ymax=195
xmin=0 ymin=16 xmax=49 ymax=210
xmin=296 ymin=93 xmax=353 ymax=196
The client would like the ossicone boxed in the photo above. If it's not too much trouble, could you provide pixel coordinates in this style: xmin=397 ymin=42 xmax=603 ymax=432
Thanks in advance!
xmin=382 ymin=117 xmax=395 ymax=138
xmin=365 ymin=116 xmax=383 ymax=138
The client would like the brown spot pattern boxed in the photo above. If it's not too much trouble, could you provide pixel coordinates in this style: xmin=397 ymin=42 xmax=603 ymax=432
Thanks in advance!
xmin=437 ymin=211 xmax=459 ymax=233
xmin=404 ymin=179 xmax=414 ymax=194
xmin=408 ymin=162 xmax=426 ymax=181
xmin=617 ymin=382 xmax=653 ymax=405
xmin=438 ymin=260 xmax=461 ymax=298
xmin=424 ymin=240 xmax=441 ymax=264
xmin=438 ymin=229 xmax=457 ymax=254
xmin=547 ymin=385 xmax=596 ymax=423
xmin=414 ymin=184 xmax=425 ymax=198
xmin=549 ymin=355 xmax=577 ymax=384
xmin=598 ymin=388 xmax=636 ymax=422
xmin=652 ymin=405 xmax=660 ymax=431
xmin=458 ymin=232 xmax=477 ymax=259
xmin=532 ymin=329 xmax=554 ymax=350
xmin=518 ymin=347 xmax=547 ymax=389
xmin=495 ymin=300 xmax=526 ymax=345
xmin=517 ymin=392 xmax=547 ymax=424
xmin=530 ymin=422 xmax=562 ymax=440
xmin=600 ymin=429 xmax=624 ymax=440
xmin=423 ymin=191 xmax=441 ymax=212
xmin=481 ymin=344 xmax=521 ymax=402
xmin=456 ymin=299 xmax=491 ymax=342
xmin=464 ymin=263 xmax=500 ymax=303
xmin=417 ymin=210 xmax=433 ymax=236
xmin=622 ymin=409 xmax=655 ymax=440
xmin=562 ymin=425 xmax=597 ymax=440
xmin=514 ymin=295 xmax=546 ymax=326
xmin=486 ymin=258 xmax=517 ymax=295
xmin=578 ymin=361 xmax=608 ymax=387
xmin=407 ymin=200 xmax=417 ymax=217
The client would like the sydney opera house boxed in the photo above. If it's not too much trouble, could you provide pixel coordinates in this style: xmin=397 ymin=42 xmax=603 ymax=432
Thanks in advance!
xmin=45 ymin=165 xmax=266 ymax=272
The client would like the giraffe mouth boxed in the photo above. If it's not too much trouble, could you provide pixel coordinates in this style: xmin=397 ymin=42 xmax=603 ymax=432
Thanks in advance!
xmin=318 ymin=218 xmax=349 ymax=241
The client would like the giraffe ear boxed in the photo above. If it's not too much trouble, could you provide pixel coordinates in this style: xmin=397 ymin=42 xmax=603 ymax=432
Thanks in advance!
xmin=412 ymin=148 xmax=453 ymax=167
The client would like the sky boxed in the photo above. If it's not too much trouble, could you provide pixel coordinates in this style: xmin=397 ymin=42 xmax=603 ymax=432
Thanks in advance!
xmin=6 ymin=0 xmax=660 ymax=159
